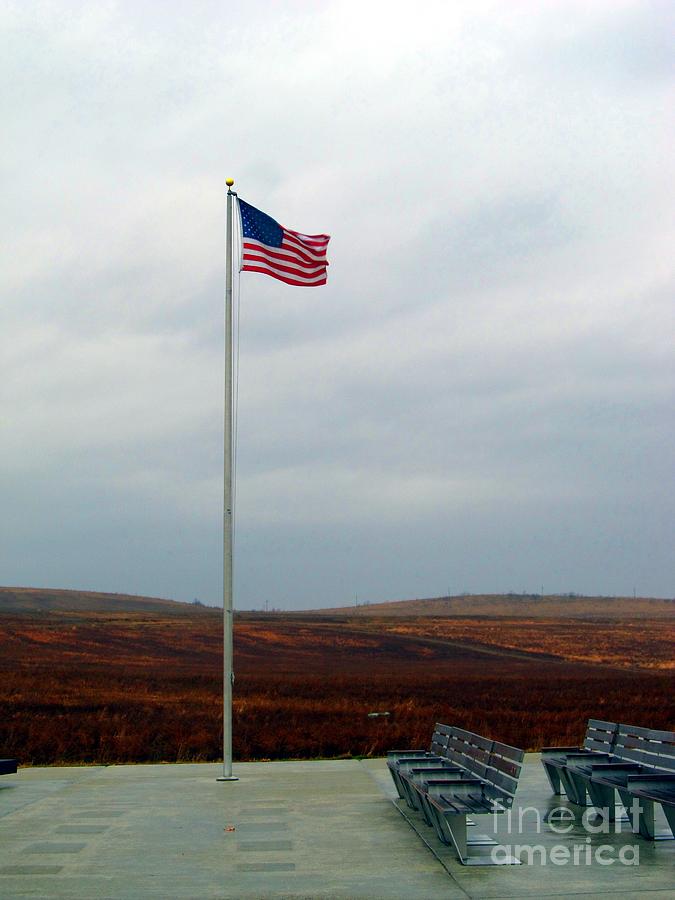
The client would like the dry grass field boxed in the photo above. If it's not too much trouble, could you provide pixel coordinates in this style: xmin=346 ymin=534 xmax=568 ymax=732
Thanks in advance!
xmin=1 ymin=589 xmax=673 ymax=765
xmin=347 ymin=617 xmax=675 ymax=670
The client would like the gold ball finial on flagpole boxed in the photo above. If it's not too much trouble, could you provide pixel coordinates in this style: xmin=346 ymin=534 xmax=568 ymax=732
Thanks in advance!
xmin=226 ymin=178 xmax=235 ymax=187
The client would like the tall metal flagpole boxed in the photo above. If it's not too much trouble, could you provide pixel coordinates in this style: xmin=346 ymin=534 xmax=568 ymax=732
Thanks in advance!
xmin=217 ymin=178 xmax=238 ymax=782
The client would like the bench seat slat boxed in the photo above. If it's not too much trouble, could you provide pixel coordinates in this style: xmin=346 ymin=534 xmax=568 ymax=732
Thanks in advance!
xmin=587 ymin=724 xmax=615 ymax=738
xmin=491 ymin=741 xmax=525 ymax=763
xmin=643 ymin=747 xmax=675 ymax=763
xmin=436 ymin=794 xmax=486 ymax=814
xmin=585 ymin=738 xmax=614 ymax=752
xmin=488 ymin=755 xmax=522 ymax=779
xmin=451 ymin=731 xmax=493 ymax=752
xmin=483 ymin=769 xmax=519 ymax=796
xmin=618 ymin=723 xmax=652 ymax=737
xmin=434 ymin=722 xmax=453 ymax=736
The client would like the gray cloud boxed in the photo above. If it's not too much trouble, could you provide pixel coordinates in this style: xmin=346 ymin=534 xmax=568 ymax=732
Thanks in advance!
xmin=1 ymin=1 xmax=673 ymax=608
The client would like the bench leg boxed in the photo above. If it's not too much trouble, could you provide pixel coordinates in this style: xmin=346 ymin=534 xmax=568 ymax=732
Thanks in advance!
xmin=617 ymin=789 xmax=641 ymax=834
xmin=420 ymin=795 xmax=483 ymax=839
xmin=446 ymin=815 xmax=469 ymax=862
xmin=561 ymin=769 xmax=588 ymax=806
xmin=662 ymin=804 xmax=675 ymax=838
xmin=636 ymin=796 xmax=656 ymax=840
xmin=426 ymin=803 xmax=456 ymax=848
xmin=432 ymin=811 xmax=519 ymax=866
xmin=388 ymin=763 xmax=417 ymax=800
xmin=401 ymin=780 xmax=418 ymax=810
xmin=402 ymin=779 xmax=428 ymax=812
xmin=388 ymin=766 xmax=405 ymax=799
xmin=431 ymin=810 xmax=468 ymax=860
xmin=587 ymin=782 xmax=617 ymax=821
xmin=542 ymin=760 xmax=562 ymax=795
xmin=418 ymin=792 xmax=438 ymax=828
xmin=618 ymin=792 xmax=674 ymax=842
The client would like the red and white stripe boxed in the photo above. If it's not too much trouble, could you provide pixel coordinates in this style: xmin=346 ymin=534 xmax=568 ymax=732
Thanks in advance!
xmin=242 ymin=227 xmax=330 ymax=287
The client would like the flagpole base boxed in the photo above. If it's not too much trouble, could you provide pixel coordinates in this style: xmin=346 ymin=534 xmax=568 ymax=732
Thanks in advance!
xmin=216 ymin=775 xmax=239 ymax=782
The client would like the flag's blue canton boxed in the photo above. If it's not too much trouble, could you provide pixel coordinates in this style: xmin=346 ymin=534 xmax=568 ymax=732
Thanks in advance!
xmin=239 ymin=199 xmax=283 ymax=248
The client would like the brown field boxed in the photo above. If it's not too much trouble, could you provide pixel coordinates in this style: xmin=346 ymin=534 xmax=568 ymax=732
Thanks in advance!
xmin=344 ymin=617 xmax=675 ymax=670
xmin=1 ymin=589 xmax=673 ymax=765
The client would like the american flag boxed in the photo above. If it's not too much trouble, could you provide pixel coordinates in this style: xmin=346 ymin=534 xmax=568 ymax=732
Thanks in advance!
xmin=238 ymin=198 xmax=330 ymax=287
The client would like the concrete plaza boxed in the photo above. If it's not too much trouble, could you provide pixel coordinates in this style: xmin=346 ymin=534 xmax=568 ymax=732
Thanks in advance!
xmin=0 ymin=755 xmax=672 ymax=899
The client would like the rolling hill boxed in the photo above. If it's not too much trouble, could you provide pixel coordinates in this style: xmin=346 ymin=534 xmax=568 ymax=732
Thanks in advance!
xmin=0 ymin=586 xmax=217 ymax=617
xmin=313 ymin=593 xmax=675 ymax=619
xmin=2 ymin=587 xmax=673 ymax=619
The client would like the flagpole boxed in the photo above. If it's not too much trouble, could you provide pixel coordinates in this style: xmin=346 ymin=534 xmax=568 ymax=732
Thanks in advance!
xmin=217 ymin=178 xmax=238 ymax=782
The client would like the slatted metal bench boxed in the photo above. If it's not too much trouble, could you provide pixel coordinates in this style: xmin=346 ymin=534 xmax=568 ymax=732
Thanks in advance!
xmin=564 ymin=725 xmax=675 ymax=839
xmin=540 ymin=719 xmax=618 ymax=805
xmin=0 ymin=759 xmax=18 ymax=776
xmin=389 ymin=725 xmax=525 ymax=866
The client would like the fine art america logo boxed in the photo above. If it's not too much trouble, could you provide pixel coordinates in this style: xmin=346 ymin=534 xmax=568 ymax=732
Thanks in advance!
xmin=489 ymin=800 xmax=641 ymax=866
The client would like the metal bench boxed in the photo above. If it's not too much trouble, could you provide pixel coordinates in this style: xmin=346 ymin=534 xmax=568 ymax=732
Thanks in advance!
xmin=564 ymin=725 xmax=675 ymax=838
xmin=389 ymin=725 xmax=525 ymax=866
xmin=540 ymin=719 xmax=618 ymax=804
xmin=0 ymin=759 xmax=18 ymax=776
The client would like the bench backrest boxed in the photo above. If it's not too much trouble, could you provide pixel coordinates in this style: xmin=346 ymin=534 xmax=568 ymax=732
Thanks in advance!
xmin=445 ymin=726 xmax=493 ymax=775
xmin=432 ymin=723 xmax=524 ymax=806
xmin=582 ymin=719 xmax=619 ymax=754
xmin=430 ymin=722 xmax=453 ymax=756
xmin=613 ymin=724 xmax=675 ymax=773
xmin=483 ymin=740 xmax=525 ymax=807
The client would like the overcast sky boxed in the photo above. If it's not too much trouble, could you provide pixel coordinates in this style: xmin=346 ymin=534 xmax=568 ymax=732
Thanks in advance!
xmin=1 ymin=0 xmax=673 ymax=609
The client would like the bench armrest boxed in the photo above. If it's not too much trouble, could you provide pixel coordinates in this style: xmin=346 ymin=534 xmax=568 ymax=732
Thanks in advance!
xmin=626 ymin=773 xmax=675 ymax=784
xmin=407 ymin=769 xmax=461 ymax=782
xmin=409 ymin=766 xmax=462 ymax=775
xmin=441 ymin=778 xmax=485 ymax=787
xmin=387 ymin=750 xmax=428 ymax=757
xmin=590 ymin=763 xmax=642 ymax=772
xmin=396 ymin=756 xmax=442 ymax=767
xmin=541 ymin=746 xmax=582 ymax=754
xmin=566 ymin=752 xmax=611 ymax=760
xmin=422 ymin=774 xmax=466 ymax=785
